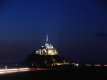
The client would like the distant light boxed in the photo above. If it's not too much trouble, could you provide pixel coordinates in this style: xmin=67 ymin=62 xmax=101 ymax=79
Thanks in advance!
xmin=104 ymin=65 xmax=107 ymax=67
xmin=86 ymin=64 xmax=92 ymax=67
xmin=15 ymin=64 xmax=18 ymax=65
xmin=56 ymin=63 xmax=63 ymax=65
xmin=75 ymin=64 xmax=79 ymax=67
xmin=42 ymin=46 xmax=44 ymax=47
xmin=32 ymin=64 xmax=34 ymax=66
xmin=94 ymin=64 xmax=101 ymax=67
xmin=72 ymin=62 xmax=79 ymax=67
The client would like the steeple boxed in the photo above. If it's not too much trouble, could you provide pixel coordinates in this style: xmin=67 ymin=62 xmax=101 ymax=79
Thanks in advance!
xmin=46 ymin=34 xmax=48 ymax=43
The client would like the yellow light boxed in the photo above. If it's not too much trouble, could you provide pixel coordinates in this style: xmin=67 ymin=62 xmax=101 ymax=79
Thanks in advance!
xmin=47 ymin=49 xmax=57 ymax=55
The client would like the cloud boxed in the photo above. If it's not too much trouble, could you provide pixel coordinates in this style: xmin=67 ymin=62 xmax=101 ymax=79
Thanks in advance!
xmin=96 ymin=32 xmax=107 ymax=38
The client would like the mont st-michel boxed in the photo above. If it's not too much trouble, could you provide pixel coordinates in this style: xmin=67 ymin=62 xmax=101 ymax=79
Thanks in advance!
xmin=0 ymin=35 xmax=106 ymax=80
xmin=24 ymin=35 xmax=76 ymax=68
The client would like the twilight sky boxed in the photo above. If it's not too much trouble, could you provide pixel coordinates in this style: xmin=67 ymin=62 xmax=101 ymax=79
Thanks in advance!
xmin=0 ymin=0 xmax=107 ymax=64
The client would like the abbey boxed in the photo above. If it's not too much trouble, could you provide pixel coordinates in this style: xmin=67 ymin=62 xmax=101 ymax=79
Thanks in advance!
xmin=36 ymin=35 xmax=58 ymax=55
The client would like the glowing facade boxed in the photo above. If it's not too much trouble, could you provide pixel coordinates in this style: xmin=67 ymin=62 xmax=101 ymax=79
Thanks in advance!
xmin=36 ymin=35 xmax=58 ymax=55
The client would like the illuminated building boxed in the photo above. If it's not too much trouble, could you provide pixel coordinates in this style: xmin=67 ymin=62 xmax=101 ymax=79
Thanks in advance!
xmin=36 ymin=35 xmax=58 ymax=55
xmin=25 ymin=35 xmax=74 ymax=68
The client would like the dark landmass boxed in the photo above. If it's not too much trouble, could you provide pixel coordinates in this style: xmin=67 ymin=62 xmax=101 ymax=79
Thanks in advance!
xmin=24 ymin=51 xmax=72 ymax=68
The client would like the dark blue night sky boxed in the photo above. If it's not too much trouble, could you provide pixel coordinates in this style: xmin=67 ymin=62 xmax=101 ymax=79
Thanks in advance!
xmin=0 ymin=0 xmax=107 ymax=64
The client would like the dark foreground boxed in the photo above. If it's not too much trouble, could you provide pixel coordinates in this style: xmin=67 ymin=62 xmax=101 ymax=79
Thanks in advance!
xmin=0 ymin=67 xmax=107 ymax=80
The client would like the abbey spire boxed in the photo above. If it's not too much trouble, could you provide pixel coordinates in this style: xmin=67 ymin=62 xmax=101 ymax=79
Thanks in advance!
xmin=46 ymin=34 xmax=48 ymax=43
